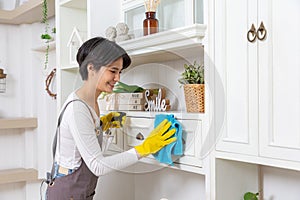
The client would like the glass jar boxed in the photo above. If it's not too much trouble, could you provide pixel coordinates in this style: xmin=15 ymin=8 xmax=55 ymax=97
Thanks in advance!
xmin=143 ymin=12 xmax=159 ymax=36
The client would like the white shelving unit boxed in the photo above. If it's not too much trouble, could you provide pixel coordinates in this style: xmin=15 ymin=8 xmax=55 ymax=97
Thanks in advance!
xmin=56 ymin=0 xmax=210 ymax=199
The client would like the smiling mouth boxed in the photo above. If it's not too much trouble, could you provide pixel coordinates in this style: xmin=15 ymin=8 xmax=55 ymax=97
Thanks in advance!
xmin=108 ymin=83 xmax=115 ymax=89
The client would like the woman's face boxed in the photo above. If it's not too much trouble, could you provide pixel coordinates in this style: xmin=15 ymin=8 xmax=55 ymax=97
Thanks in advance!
xmin=96 ymin=57 xmax=123 ymax=93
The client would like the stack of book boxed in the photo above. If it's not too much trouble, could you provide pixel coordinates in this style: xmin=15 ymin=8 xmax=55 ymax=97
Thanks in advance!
xmin=100 ymin=88 xmax=172 ymax=111
xmin=106 ymin=92 xmax=145 ymax=111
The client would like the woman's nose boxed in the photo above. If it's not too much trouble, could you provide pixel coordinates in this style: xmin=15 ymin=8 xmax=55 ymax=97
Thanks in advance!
xmin=114 ymin=73 xmax=120 ymax=82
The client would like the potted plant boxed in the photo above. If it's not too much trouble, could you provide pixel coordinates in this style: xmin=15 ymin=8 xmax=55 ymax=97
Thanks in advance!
xmin=178 ymin=61 xmax=205 ymax=113
xmin=41 ymin=0 xmax=55 ymax=70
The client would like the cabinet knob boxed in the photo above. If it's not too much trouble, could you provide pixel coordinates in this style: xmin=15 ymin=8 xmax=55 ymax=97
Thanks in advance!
xmin=136 ymin=132 xmax=144 ymax=140
xmin=257 ymin=21 xmax=267 ymax=41
xmin=247 ymin=24 xmax=257 ymax=42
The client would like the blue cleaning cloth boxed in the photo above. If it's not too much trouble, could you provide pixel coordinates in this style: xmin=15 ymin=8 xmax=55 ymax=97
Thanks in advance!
xmin=153 ymin=114 xmax=183 ymax=165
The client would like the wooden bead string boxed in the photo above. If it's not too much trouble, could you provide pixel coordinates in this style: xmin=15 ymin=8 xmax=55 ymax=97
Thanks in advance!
xmin=45 ymin=68 xmax=57 ymax=99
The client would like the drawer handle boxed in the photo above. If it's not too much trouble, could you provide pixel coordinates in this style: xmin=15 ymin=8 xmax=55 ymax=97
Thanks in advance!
xmin=136 ymin=132 xmax=144 ymax=140
xmin=257 ymin=21 xmax=267 ymax=41
xmin=247 ymin=23 xmax=257 ymax=43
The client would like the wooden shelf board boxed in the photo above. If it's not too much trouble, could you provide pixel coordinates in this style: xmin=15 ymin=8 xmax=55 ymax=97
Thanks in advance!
xmin=0 ymin=168 xmax=38 ymax=184
xmin=0 ymin=0 xmax=55 ymax=25
xmin=0 ymin=118 xmax=37 ymax=129
xmin=32 ymin=41 xmax=56 ymax=52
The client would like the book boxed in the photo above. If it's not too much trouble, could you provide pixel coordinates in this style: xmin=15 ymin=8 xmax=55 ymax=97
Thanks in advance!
xmin=108 ymin=104 xmax=145 ymax=111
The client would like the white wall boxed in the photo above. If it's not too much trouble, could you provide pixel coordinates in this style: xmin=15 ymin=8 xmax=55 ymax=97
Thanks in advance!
xmin=0 ymin=18 xmax=56 ymax=200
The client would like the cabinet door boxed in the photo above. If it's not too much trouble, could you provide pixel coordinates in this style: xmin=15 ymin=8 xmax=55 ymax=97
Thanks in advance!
xmin=215 ymin=0 xmax=259 ymax=156
xmin=258 ymin=0 xmax=300 ymax=162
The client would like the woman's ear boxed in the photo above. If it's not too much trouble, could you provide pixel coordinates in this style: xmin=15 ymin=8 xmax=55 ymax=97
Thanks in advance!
xmin=87 ymin=64 xmax=95 ymax=71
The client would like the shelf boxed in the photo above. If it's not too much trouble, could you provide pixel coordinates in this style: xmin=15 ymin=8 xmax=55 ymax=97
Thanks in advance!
xmin=124 ymin=111 xmax=205 ymax=120
xmin=0 ymin=118 xmax=37 ymax=129
xmin=60 ymin=0 xmax=87 ymax=9
xmin=31 ymin=41 xmax=56 ymax=52
xmin=140 ymin=157 xmax=205 ymax=175
xmin=0 ymin=0 xmax=55 ymax=25
xmin=60 ymin=65 xmax=79 ymax=71
xmin=0 ymin=168 xmax=38 ymax=184
xmin=118 ymin=24 xmax=207 ymax=67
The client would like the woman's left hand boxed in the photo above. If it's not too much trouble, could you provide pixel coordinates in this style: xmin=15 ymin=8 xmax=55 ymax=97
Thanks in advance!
xmin=100 ymin=112 xmax=126 ymax=131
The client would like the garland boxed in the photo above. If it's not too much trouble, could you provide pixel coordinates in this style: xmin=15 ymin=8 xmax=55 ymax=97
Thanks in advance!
xmin=45 ymin=68 xmax=57 ymax=99
xmin=42 ymin=0 xmax=50 ymax=70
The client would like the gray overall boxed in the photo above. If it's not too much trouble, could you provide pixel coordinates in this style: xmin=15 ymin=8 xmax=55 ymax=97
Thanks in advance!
xmin=46 ymin=99 xmax=100 ymax=200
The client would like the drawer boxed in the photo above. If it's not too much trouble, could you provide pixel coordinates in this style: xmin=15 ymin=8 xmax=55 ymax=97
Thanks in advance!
xmin=123 ymin=116 xmax=202 ymax=167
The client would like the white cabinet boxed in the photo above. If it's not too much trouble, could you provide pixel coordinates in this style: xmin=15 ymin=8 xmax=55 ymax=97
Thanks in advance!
xmin=215 ymin=0 xmax=300 ymax=164
xmin=215 ymin=0 xmax=259 ymax=156
xmin=258 ymin=0 xmax=300 ymax=162
xmin=123 ymin=114 xmax=203 ymax=168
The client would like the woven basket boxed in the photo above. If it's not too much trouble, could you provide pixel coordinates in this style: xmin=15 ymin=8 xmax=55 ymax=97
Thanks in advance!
xmin=183 ymin=84 xmax=205 ymax=113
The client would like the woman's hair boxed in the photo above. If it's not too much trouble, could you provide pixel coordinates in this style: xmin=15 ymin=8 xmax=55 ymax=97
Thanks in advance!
xmin=76 ymin=37 xmax=131 ymax=80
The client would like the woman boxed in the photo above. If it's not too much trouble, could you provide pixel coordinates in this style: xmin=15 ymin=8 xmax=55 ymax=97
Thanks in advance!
xmin=46 ymin=37 xmax=176 ymax=199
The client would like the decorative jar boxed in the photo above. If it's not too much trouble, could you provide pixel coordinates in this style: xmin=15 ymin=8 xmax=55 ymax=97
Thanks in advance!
xmin=143 ymin=12 xmax=159 ymax=36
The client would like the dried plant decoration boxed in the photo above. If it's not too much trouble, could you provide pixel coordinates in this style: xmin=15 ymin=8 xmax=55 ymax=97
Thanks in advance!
xmin=144 ymin=0 xmax=161 ymax=12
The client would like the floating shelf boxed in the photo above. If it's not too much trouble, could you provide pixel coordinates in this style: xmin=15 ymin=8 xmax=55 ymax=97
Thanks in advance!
xmin=0 ymin=168 xmax=38 ymax=184
xmin=118 ymin=24 xmax=207 ymax=67
xmin=60 ymin=0 xmax=87 ymax=9
xmin=0 ymin=0 xmax=55 ymax=25
xmin=0 ymin=118 xmax=37 ymax=129
xmin=31 ymin=41 xmax=56 ymax=52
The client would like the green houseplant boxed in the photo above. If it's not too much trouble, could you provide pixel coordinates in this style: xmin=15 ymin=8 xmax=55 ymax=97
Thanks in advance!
xmin=178 ymin=61 xmax=204 ymax=85
xmin=41 ymin=0 xmax=55 ymax=70
xmin=178 ymin=61 xmax=205 ymax=113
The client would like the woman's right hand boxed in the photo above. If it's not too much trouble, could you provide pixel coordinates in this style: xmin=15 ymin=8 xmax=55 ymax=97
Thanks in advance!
xmin=134 ymin=119 xmax=176 ymax=157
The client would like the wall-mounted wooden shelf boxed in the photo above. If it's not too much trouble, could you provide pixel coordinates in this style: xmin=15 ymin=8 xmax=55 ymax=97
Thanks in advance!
xmin=32 ymin=41 xmax=56 ymax=52
xmin=0 ymin=0 xmax=55 ymax=25
xmin=60 ymin=0 xmax=87 ymax=9
xmin=0 ymin=168 xmax=38 ymax=184
xmin=0 ymin=118 xmax=37 ymax=129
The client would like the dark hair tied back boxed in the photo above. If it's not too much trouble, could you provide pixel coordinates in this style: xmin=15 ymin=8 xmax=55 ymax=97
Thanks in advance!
xmin=76 ymin=37 xmax=131 ymax=80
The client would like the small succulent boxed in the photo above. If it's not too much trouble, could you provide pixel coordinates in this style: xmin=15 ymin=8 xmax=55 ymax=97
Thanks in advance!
xmin=178 ymin=61 xmax=204 ymax=85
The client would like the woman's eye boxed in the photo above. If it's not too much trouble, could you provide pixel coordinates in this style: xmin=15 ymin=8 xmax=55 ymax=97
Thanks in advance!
xmin=110 ymin=70 xmax=122 ymax=74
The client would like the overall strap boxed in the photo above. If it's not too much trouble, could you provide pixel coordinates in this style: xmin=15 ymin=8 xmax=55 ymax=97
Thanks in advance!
xmin=47 ymin=99 xmax=95 ymax=185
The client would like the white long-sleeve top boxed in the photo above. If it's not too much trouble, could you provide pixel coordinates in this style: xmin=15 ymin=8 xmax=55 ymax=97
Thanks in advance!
xmin=55 ymin=92 xmax=138 ymax=176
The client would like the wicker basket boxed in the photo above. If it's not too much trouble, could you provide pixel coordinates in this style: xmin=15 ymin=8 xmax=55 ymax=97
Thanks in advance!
xmin=183 ymin=84 xmax=205 ymax=113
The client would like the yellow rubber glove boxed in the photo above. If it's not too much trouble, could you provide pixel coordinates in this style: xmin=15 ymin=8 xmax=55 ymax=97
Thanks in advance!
xmin=134 ymin=119 xmax=177 ymax=157
xmin=100 ymin=112 xmax=126 ymax=131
